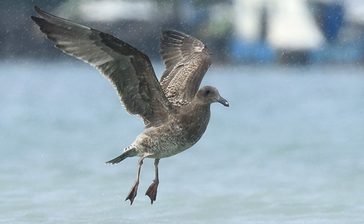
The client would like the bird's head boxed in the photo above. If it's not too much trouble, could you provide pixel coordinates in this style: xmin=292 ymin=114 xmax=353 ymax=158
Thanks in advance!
xmin=196 ymin=86 xmax=229 ymax=107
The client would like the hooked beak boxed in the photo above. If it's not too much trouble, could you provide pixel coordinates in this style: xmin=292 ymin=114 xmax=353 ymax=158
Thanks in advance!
xmin=217 ymin=96 xmax=229 ymax=107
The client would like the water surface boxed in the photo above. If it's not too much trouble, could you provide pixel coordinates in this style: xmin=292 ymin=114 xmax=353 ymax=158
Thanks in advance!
xmin=1 ymin=61 xmax=364 ymax=223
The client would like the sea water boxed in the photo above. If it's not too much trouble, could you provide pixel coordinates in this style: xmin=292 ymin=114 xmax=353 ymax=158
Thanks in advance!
xmin=1 ymin=61 xmax=364 ymax=223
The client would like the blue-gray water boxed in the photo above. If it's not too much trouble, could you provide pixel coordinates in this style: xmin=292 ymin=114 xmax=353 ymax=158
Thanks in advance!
xmin=1 ymin=61 xmax=364 ymax=223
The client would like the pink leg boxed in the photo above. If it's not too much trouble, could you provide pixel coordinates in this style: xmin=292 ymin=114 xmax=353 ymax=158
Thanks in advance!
xmin=125 ymin=156 xmax=145 ymax=205
xmin=145 ymin=159 xmax=160 ymax=204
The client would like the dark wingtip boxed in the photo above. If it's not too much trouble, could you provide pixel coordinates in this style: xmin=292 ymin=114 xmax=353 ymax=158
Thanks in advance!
xmin=34 ymin=6 xmax=51 ymax=18
xmin=30 ymin=15 xmax=37 ymax=21
xmin=30 ymin=15 xmax=44 ymax=26
xmin=32 ymin=6 xmax=43 ymax=23
xmin=34 ymin=5 xmax=41 ymax=13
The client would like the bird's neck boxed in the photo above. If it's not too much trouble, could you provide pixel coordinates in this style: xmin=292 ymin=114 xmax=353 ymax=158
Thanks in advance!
xmin=189 ymin=97 xmax=211 ymax=112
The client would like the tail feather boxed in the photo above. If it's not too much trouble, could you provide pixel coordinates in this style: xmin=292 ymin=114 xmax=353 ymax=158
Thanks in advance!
xmin=106 ymin=148 xmax=136 ymax=164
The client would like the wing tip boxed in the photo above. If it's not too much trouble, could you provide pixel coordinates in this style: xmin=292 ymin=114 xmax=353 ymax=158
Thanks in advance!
xmin=30 ymin=15 xmax=44 ymax=25
xmin=32 ymin=6 xmax=48 ymax=22
xmin=34 ymin=5 xmax=44 ymax=15
xmin=32 ymin=5 xmax=43 ymax=22
xmin=161 ymin=30 xmax=188 ymax=39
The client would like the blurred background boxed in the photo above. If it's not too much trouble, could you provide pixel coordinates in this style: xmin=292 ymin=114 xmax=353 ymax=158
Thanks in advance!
xmin=1 ymin=1 xmax=364 ymax=224
xmin=2 ymin=0 xmax=364 ymax=65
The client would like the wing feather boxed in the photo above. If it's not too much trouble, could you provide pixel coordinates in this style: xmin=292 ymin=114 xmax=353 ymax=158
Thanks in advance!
xmin=160 ymin=30 xmax=211 ymax=106
xmin=32 ymin=6 xmax=172 ymax=127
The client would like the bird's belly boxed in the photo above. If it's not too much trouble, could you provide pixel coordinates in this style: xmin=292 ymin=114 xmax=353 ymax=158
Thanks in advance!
xmin=151 ymin=141 xmax=190 ymax=158
xmin=138 ymin=123 xmax=205 ymax=159
xmin=151 ymin=131 xmax=196 ymax=158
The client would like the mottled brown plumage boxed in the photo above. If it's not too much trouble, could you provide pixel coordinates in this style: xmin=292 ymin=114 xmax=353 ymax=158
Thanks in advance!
xmin=32 ymin=6 xmax=229 ymax=205
xmin=160 ymin=30 xmax=211 ymax=106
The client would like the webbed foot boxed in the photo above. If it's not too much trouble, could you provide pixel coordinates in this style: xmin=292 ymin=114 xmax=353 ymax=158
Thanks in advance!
xmin=145 ymin=180 xmax=159 ymax=204
xmin=125 ymin=182 xmax=139 ymax=205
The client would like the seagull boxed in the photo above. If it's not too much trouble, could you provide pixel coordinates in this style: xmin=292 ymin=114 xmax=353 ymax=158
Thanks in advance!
xmin=31 ymin=6 xmax=229 ymax=205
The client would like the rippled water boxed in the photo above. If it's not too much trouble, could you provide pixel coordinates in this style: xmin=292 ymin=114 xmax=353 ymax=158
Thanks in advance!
xmin=1 ymin=61 xmax=364 ymax=223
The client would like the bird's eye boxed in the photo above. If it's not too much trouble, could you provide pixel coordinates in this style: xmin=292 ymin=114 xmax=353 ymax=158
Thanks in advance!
xmin=204 ymin=90 xmax=210 ymax=97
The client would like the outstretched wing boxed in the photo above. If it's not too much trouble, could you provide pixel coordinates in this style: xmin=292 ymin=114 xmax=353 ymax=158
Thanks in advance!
xmin=31 ymin=6 xmax=172 ymax=127
xmin=160 ymin=30 xmax=211 ymax=107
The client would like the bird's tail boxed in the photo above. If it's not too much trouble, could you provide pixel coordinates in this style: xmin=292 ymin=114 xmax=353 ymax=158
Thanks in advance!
xmin=106 ymin=147 xmax=137 ymax=164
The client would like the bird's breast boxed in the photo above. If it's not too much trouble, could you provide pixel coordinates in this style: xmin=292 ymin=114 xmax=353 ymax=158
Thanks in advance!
xmin=171 ymin=105 xmax=211 ymax=148
xmin=136 ymin=106 xmax=211 ymax=158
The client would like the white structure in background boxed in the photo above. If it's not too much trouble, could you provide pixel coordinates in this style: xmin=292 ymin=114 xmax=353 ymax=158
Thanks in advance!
xmin=79 ymin=0 xmax=155 ymax=22
xmin=55 ymin=0 xmax=157 ymax=22
xmin=344 ymin=0 xmax=364 ymax=24
xmin=233 ymin=0 xmax=324 ymax=50
xmin=233 ymin=0 xmax=266 ymax=42
xmin=268 ymin=0 xmax=323 ymax=50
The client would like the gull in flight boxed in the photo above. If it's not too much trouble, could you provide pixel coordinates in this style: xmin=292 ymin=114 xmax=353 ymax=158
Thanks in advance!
xmin=32 ymin=6 xmax=229 ymax=205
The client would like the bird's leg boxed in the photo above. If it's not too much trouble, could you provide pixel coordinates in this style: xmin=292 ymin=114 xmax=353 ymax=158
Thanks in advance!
xmin=145 ymin=158 xmax=160 ymax=204
xmin=125 ymin=156 xmax=145 ymax=205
